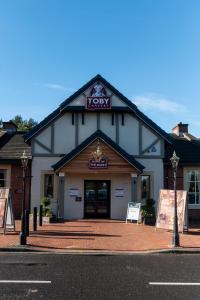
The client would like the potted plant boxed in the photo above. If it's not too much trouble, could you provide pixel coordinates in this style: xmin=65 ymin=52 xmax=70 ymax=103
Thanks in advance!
xmin=141 ymin=198 xmax=156 ymax=225
xmin=41 ymin=196 xmax=53 ymax=224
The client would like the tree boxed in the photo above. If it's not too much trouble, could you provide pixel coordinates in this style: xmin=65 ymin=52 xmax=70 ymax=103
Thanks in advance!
xmin=12 ymin=115 xmax=38 ymax=131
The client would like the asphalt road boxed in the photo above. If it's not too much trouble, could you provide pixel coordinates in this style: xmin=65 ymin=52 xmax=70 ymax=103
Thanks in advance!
xmin=0 ymin=253 xmax=200 ymax=299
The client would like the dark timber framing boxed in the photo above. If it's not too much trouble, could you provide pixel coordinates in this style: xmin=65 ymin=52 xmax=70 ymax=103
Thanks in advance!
xmin=25 ymin=74 xmax=172 ymax=144
xmin=52 ymin=130 xmax=144 ymax=173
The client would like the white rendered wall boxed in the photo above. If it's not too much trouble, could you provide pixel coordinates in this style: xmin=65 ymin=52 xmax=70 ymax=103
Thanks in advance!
xmin=78 ymin=112 xmax=97 ymax=144
xmin=35 ymin=126 xmax=51 ymax=149
xmin=137 ymin=158 xmax=163 ymax=206
xmin=142 ymin=125 xmax=158 ymax=151
xmin=100 ymin=113 xmax=116 ymax=141
xmin=143 ymin=140 xmax=161 ymax=156
xmin=119 ymin=114 xmax=139 ymax=155
xmin=31 ymin=157 xmax=60 ymax=211
xmin=34 ymin=143 xmax=50 ymax=154
xmin=54 ymin=113 xmax=75 ymax=154
xmin=68 ymin=83 xmax=127 ymax=107
xmin=64 ymin=174 xmax=131 ymax=220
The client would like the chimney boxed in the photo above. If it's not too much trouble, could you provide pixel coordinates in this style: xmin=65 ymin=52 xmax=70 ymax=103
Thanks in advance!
xmin=2 ymin=121 xmax=18 ymax=133
xmin=172 ymin=122 xmax=188 ymax=137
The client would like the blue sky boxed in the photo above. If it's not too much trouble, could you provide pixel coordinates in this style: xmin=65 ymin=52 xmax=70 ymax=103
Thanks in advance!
xmin=0 ymin=0 xmax=200 ymax=135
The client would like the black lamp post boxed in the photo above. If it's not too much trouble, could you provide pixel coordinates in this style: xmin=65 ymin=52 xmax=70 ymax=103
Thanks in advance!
xmin=170 ymin=151 xmax=180 ymax=247
xmin=20 ymin=150 xmax=29 ymax=246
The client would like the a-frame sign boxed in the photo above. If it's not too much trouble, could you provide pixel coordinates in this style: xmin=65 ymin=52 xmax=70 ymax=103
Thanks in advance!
xmin=0 ymin=188 xmax=15 ymax=234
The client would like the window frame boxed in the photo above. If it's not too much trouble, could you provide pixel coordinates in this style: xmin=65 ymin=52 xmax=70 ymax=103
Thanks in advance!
xmin=41 ymin=171 xmax=57 ymax=199
xmin=184 ymin=168 xmax=200 ymax=207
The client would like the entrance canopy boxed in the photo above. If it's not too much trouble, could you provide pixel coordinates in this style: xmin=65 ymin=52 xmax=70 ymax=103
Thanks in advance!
xmin=52 ymin=130 xmax=144 ymax=175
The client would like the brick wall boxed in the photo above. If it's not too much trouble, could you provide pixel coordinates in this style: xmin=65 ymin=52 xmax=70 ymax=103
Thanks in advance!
xmin=164 ymin=165 xmax=184 ymax=190
xmin=11 ymin=164 xmax=31 ymax=219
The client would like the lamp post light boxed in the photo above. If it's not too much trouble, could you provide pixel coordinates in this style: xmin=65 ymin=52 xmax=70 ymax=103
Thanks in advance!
xmin=170 ymin=151 xmax=180 ymax=247
xmin=20 ymin=150 xmax=29 ymax=246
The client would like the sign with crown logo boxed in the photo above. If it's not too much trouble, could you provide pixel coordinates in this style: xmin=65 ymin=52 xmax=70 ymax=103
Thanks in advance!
xmin=89 ymin=140 xmax=108 ymax=169
xmin=86 ymin=82 xmax=111 ymax=110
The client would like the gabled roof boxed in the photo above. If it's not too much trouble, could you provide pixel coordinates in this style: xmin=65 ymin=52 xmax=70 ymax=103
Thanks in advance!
xmin=25 ymin=74 xmax=172 ymax=143
xmin=52 ymin=130 xmax=144 ymax=172
xmin=164 ymin=134 xmax=200 ymax=165
xmin=0 ymin=131 xmax=31 ymax=162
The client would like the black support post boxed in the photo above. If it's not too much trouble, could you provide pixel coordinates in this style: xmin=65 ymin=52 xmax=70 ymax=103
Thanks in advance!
xmin=25 ymin=210 xmax=29 ymax=237
xmin=39 ymin=205 xmax=43 ymax=226
xmin=33 ymin=207 xmax=37 ymax=231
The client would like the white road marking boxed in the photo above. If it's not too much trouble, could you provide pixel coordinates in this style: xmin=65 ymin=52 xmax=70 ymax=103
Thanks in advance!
xmin=149 ymin=282 xmax=200 ymax=286
xmin=0 ymin=280 xmax=51 ymax=284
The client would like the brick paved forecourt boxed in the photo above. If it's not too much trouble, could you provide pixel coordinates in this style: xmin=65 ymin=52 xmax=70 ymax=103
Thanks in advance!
xmin=1 ymin=220 xmax=200 ymax=253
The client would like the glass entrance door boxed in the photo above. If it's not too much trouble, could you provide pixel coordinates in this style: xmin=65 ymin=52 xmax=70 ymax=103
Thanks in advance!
xmin=84 ymin=180 xmax=110 ymax=218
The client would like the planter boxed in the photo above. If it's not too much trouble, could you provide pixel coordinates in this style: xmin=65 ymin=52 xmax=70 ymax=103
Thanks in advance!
xmin=42 ymin=216 xmax=51 ymax=224
xmin=143 ymin=216 xmax=156 ymax=226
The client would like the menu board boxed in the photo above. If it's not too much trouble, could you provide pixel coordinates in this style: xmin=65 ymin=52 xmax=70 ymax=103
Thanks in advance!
xmin=0 ymin=188 xmax=15 ymax=232
xmin=126 ymin=202 xmax=141 ymax=223
xmin=0 ymin=198 xmax=6 ymax=228
xmin=156 ymin=189 xmax=187 ymax=232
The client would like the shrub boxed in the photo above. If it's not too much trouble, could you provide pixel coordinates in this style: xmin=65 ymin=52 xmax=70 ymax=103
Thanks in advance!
xmin=41 ymin=197 xmax=52 ymax=217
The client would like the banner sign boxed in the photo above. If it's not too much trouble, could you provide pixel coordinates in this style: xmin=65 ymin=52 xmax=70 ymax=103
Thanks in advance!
xmin=0 ymin=188 xmax=9 ymax=199
xmin=156 ymin=189 xmax=187 ymax=232
xmin=88 ymin=158 xmax=108 ymax=169
xmin=126 ymin=202 xmax=141 ymax=223
xmin=0 ymin=188 xmax=15 ymax=233
xmin=0 ymin=198 xmax=7 ymax=228
xmin=86 ymin=83 xmax=111 ymax=110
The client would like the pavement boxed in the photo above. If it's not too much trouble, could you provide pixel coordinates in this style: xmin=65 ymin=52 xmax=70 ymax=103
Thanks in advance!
xmin=1 ymin=220 xmax=200 ymax=254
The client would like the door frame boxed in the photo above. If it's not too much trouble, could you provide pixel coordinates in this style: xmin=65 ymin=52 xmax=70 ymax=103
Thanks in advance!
xmin=84 ymin=180 xmax=111 ymax=219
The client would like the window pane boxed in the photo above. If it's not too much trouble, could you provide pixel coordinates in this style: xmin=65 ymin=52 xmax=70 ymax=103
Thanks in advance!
xmin=196 ymin=194 xmax=200 ymax=204
xmin=188 ymin=171 xmax=195 ymax=182
xmin=188 ymin=182 xmax=195 ymax=193
xmin=188 ymin=193 xmax=195 ymax=204
xmin=196 ymin=171 xmax=200 ymax=181
xmin=187 ymin=170 xmax=200 ymax=204
xmin=141 ymin=175 xmax=150 ymax=200
xmin=0 ymin=170 xmax=7 ymax=187
xmin=44 ymin=174 xmax=54 ymax=198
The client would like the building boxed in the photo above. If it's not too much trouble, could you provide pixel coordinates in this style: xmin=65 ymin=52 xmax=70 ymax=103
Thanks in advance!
xmin=25 ymin=74 xmax=172 ymax=220
xmin=164 ymin=122 xmax=200 ymax=222
xmin=0 ymin=121 xmax=31 ymax=219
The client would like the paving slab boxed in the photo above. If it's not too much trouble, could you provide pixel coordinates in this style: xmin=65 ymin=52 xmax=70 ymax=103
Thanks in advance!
xmin=0 ymin=220 xmax=200 ymax=254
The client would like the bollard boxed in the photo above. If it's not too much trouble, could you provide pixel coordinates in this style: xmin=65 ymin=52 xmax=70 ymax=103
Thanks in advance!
xmin=25 ymin=210 xmax=29 ymax=236
xmin=39 ymin=205 xmax=43 ymax=226
xmin=33 ymin=207 xmax=37 ymax=231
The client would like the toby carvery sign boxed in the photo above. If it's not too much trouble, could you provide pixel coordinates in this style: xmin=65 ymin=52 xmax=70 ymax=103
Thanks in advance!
xmin=86 ymin=83 xmax=111 ymax=110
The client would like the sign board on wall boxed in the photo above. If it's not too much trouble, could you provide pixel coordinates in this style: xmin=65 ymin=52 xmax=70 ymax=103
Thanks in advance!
xmin=126 ymin=202 xmax=141 ymax=223
xmin=115 ymin=188 xmax=124 ymax=197
xmin=156 ymin=189 xmax=187 ymax=232
xmin=88 ymin=158 xmax=108 ymax=169
xmin=86 ymin=83 xmax=111 ymax=110
xmin=69 ymin=188 xmax=79 ymax=197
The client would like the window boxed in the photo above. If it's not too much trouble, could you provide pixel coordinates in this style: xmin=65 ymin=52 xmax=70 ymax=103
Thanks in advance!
xmin=0 ymin=170 xmax=7 ymax=187
xmin=141 ymin=175 xmax=150 ymax=201
xmin=44 ymin=174 xmax=54 ymax=198
xmin=187 ymin=170 xmax=200 ymax=205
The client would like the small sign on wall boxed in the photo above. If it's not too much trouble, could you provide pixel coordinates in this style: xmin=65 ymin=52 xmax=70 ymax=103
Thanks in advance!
xmin=115 ymin=188 xmax=124 ymax=197
xmin=69 ymin=188 xmax=79 ymax=197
